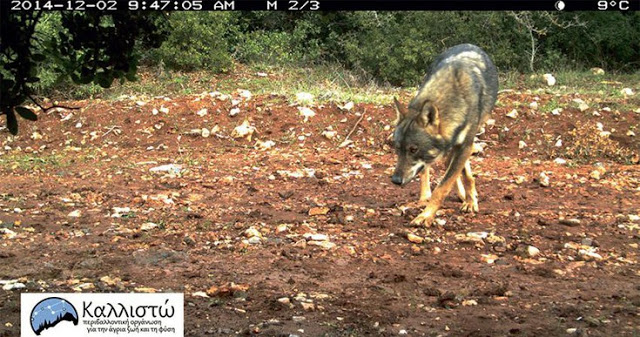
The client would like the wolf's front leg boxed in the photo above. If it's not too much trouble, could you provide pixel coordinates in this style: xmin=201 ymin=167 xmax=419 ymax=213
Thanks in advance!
xmin=411 ymin=144 xmax=474 ymax=226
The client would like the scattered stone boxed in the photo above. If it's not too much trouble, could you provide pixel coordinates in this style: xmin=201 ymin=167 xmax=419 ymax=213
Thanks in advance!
xmin=506 ymin=109 xmax=518 ymax=119
xmin=68 ymin=210 xmax=81 ymax=217
xmin=277 ymin=297 xmax=291 ymax=307
xmin=304 ymin=233 xmax=328 ymax=241
xmin=337 ymin=101 xmax=354 ymax=111
xmin=551 ymin=108 xmax=562 ymax=115
xmin=621 ymin=88 xmax=634 ymax=96
xmin=529 ymin=101 xmax=538 ymax=110
xmin=578 ymin=102 xmax=589 ymax=112
xmin=527 ymin=245 xmax=541 ymax=257
xmin=292 ymin=316 xmax=306 ymax=322
xmin=590 ymin=67 xmax=605 ymax=75
xmin=229 ymin=107 xmax=240 ymax=117
xmin=140 ymin=222 xmax=159 ymax=231
xmin=321 ymin=129 xmax=337 ymax=139
xmin=543 ymin=73 xmax=556 ymax=86
xmin=196 ymin=108 xmax=208 ymax=117
xmin=308 ymin=241 xmax=336 ymax=250
xmin=578 ymin=249 xmax=603 ymax=261
xmin=481 ymin=254 xmax=499 ymax=264
xmin=244 ymin=227 xmax=262 ymax=239
xmin=308 ymin=207 xmax=330 ymax=216
xmin=462 ymin=299 xmax=478 ymax=306
xmin=201 ymin=128 xmax=210 ymax=138
xmin=0 ymin=228 xmax=17 ymax=239
xmin=295 ymin=92 xmax=314 ymax=106
xmin=539 ymin=172 xmax=550 ymax=187
xmin=518 ymin=140 xmax=527 ymax=149
xmin=231 ymin=120 xmax=256 ymax=141
xmin=192 ymin=291 xmax=209 ymax=298
xmin=300 ymin=302 xmax=315 ymax=311
xmin=627 ymin=130 xmax=636 ymax=137
xmin=559 ymin=218 xmax=581 ymax=227
xmin=275 ymin=224 xmax=288 ymax=234
xmin=554 ymin=158 xmax=567 ymax=165
xmin=407 ymin=233 xmax=424 ymax=244
xmin=298 ymin=107 xmax=316 ymax=122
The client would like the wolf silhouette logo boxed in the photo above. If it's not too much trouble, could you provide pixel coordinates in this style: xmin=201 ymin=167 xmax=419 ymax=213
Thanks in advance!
xmin=30 ymin=297 xmax=79 ymax=335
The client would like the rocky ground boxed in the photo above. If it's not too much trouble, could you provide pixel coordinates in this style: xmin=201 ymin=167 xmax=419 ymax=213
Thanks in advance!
xmin=1 ymin=74 xmax=639 ymax=336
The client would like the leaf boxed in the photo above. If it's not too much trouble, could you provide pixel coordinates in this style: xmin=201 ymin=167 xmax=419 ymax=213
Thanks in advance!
xmin=6 ymin=110 xmax=18 ymax=135
xmin=15 ymin=107 xmax=37 ymax=121
xmin=32 ymin=54 xmax=46 ymax=62
xmin=25 ymin=77 xmax=40 ymax=83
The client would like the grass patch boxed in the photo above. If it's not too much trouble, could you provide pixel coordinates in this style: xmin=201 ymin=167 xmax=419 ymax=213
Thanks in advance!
xmin=0 ymin=153 xmax=68 ymax=171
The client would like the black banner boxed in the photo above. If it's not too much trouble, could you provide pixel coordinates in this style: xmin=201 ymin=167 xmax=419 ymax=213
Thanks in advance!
xmin=3 ymin=0 xmax=639 ymax=12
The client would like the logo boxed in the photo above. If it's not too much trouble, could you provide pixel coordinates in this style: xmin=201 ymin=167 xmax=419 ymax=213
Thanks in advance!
xmin=30 ymin=297 xmax=79 ymax=335
xmin=22 ymin=293 xmax=184 ymax=337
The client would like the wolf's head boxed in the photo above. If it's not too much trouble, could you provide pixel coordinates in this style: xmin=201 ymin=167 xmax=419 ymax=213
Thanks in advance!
xmin=391 ymin=97 xmax=445 ymax=186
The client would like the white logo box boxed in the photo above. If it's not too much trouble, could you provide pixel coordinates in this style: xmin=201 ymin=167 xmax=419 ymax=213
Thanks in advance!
xmin=21 ymin=293 xmax=183 ymax=337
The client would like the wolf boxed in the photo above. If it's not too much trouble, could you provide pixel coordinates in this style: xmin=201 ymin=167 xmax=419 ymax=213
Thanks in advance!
xmin=391 ymin=44 xmax=498 ymax=226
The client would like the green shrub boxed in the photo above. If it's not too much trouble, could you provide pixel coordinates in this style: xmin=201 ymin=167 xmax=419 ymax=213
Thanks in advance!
xmin=146 ymin=12 xmax=233 ymax=72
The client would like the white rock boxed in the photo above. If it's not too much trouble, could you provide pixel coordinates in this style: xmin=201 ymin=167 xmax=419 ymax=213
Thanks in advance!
xmin=159 ymin=106 xmax=169 ymax=114
xmin=256 ymin=72 xmax=268 ymax=77
xmin=298 ymin=107 xmax=316 ymax=122
xmin=196 ymin=108 xmax=208 ymax=117
xmin=192 ymin=291 xmax=209 ymax=298
xmin=543 ymin=73 xmax=556 ymax=86
xmin=578 ymin=102 xmax=589 ymax=112
xmin=229 ymin=107 xmax=240 ymax=117
xmin=247 ymin=236 xmax=262 ymax=245
xmin=244 ymin=227 xmax=262 ymax=238
xmin=68 ymin=210 xmax=81 ymax=217
xmin=529 ymin=101 xmax=538 ymax=110
xmin=590 ymin=67 xmax=605 ymax=75
xmin=539 ymin=172 xmax=550 ymax=187
xmin=150 ymin=164 xmax=182 ymax=174
xmin=621 ymin=88 xmax=634 ymax=96
xmin=295 ymin=92 xmax=314 ymax=106
xmin=201 ymin=128 xmax=210 ymax=138
xmin=527 ymin=245 xmax=541 ymax=257
xmin=506 ymin=109 xmax=518 ymax=119
xmin=338 ymin=101 xmax=354 ymax=111
xmin=231 ymin=120 xmax=256 ymax=141
xmin=0 ymin=228 xmax=17 ymax=239
xmin=551 ymin=108 xmax=562 ymax=115
xmin=140 ymin=222 xmax=159 ymax=231
xmin=322 ymin=130 xmax=337 ymax=139
xmin=627 ymin=130 xmax=636 ymax=137
xmin=555 ymin=139 xmax=563 ymax=147
xmin=304 ymin=233 xmax=329 ymax=241
xmin=518 ymin=140 xmax=527 ymax=149
xmin=256 ymin=140 xmax=275 ymax=150
xmin=2 ymin=282 xmax=25 ymax=290
xmin=554 ymin=158 xmax=567 ymax=165
xmin=237 ymin=89 xmax=252 ymax=99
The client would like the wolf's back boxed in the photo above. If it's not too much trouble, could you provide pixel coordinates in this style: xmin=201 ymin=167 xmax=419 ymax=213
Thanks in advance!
xmin=410 ymin=44 xmax=498 ymax=120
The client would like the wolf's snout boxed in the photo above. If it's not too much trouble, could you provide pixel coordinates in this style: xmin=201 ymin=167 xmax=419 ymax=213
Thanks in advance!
xmin=391 ymin=175 xmax=404 ymax=186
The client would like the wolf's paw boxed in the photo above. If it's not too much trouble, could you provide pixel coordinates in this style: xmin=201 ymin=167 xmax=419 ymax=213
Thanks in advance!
xmin=460 ymin=200 xmax=478 ymax=213
xmin=403 ymin=199 xmax=429 ymax=209
xmin=410 ymin=211 xmax=435 ymax=227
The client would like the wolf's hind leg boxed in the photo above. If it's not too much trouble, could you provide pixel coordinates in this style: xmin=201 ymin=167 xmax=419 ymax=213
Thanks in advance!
xmin=460 ymin=160 xmax=478 ymax=213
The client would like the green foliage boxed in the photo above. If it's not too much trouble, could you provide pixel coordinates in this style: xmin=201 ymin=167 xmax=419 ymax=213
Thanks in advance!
xmin=1 ymin=11 xmax=168 ymax=134
xmin=146 ymin=12 xmax=233 ymax=72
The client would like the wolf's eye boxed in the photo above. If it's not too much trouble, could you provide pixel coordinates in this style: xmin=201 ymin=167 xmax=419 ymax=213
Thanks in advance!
xmin=408 ymin=145 xmax=418 ymax=154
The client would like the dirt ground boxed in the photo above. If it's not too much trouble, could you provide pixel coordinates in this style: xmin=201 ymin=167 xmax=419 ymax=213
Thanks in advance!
xmin=1 ymin=78 xmax=639 ymax=336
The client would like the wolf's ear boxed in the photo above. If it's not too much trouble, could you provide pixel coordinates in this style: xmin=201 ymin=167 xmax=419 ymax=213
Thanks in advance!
xmin=393 ymin=97 xmax=407 ymax=124
xmin=417 ymin=101 xmax=440 ymax=131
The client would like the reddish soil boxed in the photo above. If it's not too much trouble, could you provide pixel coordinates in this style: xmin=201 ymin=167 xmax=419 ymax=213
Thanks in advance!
xmin=1 ymin=85 xmax=639 ymax=336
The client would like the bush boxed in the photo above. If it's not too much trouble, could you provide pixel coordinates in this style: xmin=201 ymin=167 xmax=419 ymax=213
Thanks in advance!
xmin=145 ymin=12 xmax=233 ymax=72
